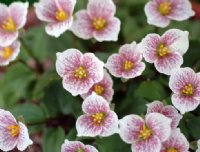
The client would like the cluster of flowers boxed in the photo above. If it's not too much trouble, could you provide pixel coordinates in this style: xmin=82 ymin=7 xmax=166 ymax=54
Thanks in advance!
xmin=0 ymin=0 xmax=199 ymax=152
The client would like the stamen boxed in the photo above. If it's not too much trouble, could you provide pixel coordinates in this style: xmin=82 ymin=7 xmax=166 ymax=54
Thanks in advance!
xmin=74 ymin=66 xmax=87 ymax=79
xmin=2 ymin=17 xmax=16 ymax=32
xmin=93 ymin=17 xmax=106 ymax=31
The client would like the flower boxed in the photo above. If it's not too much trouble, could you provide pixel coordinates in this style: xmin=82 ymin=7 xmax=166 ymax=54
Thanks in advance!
xmin=139 ymin=29 xmax=189 ymax=75
xmin=169 ymin=67 xmax=200 ymax=114
xmin=56 ymin=49 xmax=104 ymax=96
xmin=147 ymin=101 xmax=182 ymax=129
xmin=144 ymin=0 xmax=195 ymax=27
xmin=197 ymin=140 xmax=200 ymax=152
xmin=34 ymin=0 xmax=76 ymax=37
xmin=0 ymin=109 xmax=33 ymax=151
xmin=81 ymin=70 xmax=114 ymax=102
xmin=161 ymin=128 xmax=189 ymax=152
xmin=106 ymin=42 xmax=145 ymax=79
xmin=70 ymin=0 xmax=121 ymax=42
xmin=0 ymin=41 xmax=20 ymax=66
xmin=119 ymin=113 xmax=172 ymax=152
xmin=0 ymin=2 xmax=28 ymax=47
xmin=76 ymin=93 xmax=119 ymax=137
xmin=61 ymin=139 xmax=98 ymax=152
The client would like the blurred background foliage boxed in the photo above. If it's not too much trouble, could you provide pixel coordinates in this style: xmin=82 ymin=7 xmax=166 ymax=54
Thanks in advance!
xmin=0 ymin=0 xmax=200 ymax=152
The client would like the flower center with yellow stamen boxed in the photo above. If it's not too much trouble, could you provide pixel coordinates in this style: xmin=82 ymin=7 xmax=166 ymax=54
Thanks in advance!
xmin=92 ymin=112 xmax=105 ymax=125
xmin=182 ymin=84 xmax=193 ymax=96
xmin=74 ymin=66 xmax=87 ymax=79
xmin=7 ymin=125 xmax=20 ymax=137
xmin=76 ymin=148 xmax=85 ymax=152
xmin=166 ymin=148 xmax=178 ymax=152
xmin=157 ymin=44 xmax=170 ymax=57
xmin=94 ymin=85 xmax=105 ymax=95
xmin=158 ymin=2 xmax=172 ymax=15
xmin=139 ymin=125 xmax=152 ymax=140
xmin=55 ymin=9 xmax=68 ymax=21
xmin=93 ymin=17 xmax=106 ymax=31
xmin=123 ymin=60 xmax=134 ymax=71
xmin=0 ymin=47 xmax=13 ymax=59
xmin=2 ymin=17 xmax=16 ymax=32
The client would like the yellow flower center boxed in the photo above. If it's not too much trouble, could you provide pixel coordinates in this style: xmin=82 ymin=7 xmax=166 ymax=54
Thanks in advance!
xmin=92 ymin=112 xmax=105 ymax=125
xmin=139 ymin=125 xmax=152 ymax=140
xmin=158 ymin=2 xmax=172 ymax=15
xmin=93 ymin=17 xmax=106 ymax=31
xmin=55 ymin=9 xmax=68 ymax=21
xmin=74 ymin=66 xmax=87 ymax=79
xmin=123 ymin=60 xmax=134 ymax=71
xmin=2 ymin=17 xmax=16 ymax=32
xmin=157 ymin=44 xmax=170 ymax=57
xmin=94 ymin=85 xmax=105 ymax=95
xmin=166 ymin=148 xmax=178 ymax=152
xmin=76 ymin=148 xmax=85 ymax=152
xmin=182 ymin=84 xmax=193 ymax=96
xmin=0 ymin=47 xmax=13 ymax=59
xmin=7 ymin=125 xmax=20 ymax=137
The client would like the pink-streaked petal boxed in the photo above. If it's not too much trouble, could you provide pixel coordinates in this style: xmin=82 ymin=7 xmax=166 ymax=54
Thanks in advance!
xmin=144 ymin=1 xmax=170 ymax=27
xmin=140 ymin=34 xmax=161 ymax=63
xmin=167 ymin=0 xmax=195 ymax=21
xmin=56 ymin=49 xmax=82 ymax=78
xmin=82 ymin=93 xmax=110 ymax=114
xmin=161 ymin=128 xmax=189 ymax=152
xmin=146 ymin=113 xmax=171 ymax=142
xmin=100 ymin=111 xmax=119 ymax=137
xmin=0 ymin=109 xmax=17 ymax=127
xmin=87 ymin=0 xmax=116 ymax=20
xmin=154 ymin=52 xmax=183 ymax=75
xmin=172 ymin=94 xmax=200 ymax=114
xmin=85 ymin=145 xmax=99 ymax=152
xmin=0 ymin=30 xmax=18 ymax=47
xmin=45 ymin=17 xmax=73 ymax=37
xmin=119 ymin=115 xmax=144 ymax=144
xmin=70 ymin=10 xmax=93 ymax=40
xmin=61 ymin=140 xmax=85 ymax=152
xmin=93 ymin=17 xmax=120 ymax=42
xmin=132 ymin=136 xmax=161 ymax=152
xmin=57 ymin=0 xmax=76 ymax=16
xmin=146 ymin=101 xmax=164 ymax=114
xmin=162 ymin=29 xmax=189 ymax=55
xmin=9 ymin=2 xmax=29 ymax=29
xmin=76 ymin=115 xmax=102 ymax=137
xmin=17 ymin=122 xmax=33 ymax=151
xmin=0 ymin=4 xmax=9 ymax=25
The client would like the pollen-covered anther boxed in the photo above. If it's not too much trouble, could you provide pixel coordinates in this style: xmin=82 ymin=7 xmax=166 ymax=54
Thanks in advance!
xmin=123 ymin=60 xmax=134 ymax=71
xmin=157 ymin=44 xmax=170 ymax=57
xmin=94 ymin=85 xmax=105 ymax=95
xmin=55 ymin=9 xmax=68 ymax=21
xmin=7 ymin=125 xmax=20 ymax=137
xmin=158 ymin=2 xmax=172 ymax=15
xmin=2 ymin=17 xmax=16 ymax=32
xmin=0 ymin=47 xmax=13 ymax=59
xmin=139 ymin=125 xmax=152 ymax=140
xmin=74 ymin=66 xmax=87 ymax=79
xmin=182 ymin=84 xmax=193 ymax=95
xmin=76 ymin=148 xmax=85 ymax=152
xmin=167 ymin=148 xmax=178 ymax=152
xmin=93 ymin=17 xmax=106 ymax=31
xmin=92 ymin=112 xmax=105 ymax=125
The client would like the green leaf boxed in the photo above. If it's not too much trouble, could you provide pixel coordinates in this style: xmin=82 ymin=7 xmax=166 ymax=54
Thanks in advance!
xmin=187 ymin=115 xmax=200 ymax=140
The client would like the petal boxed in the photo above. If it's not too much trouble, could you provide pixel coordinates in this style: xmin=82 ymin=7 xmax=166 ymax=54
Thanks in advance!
xmin=70 ymin=10 xmax=93 ymax=40
xmin=56 ymin=49 xmax=82 ymax=78
xmin=57 ymin=0 xmax=76 ymax=16
xmin=87 ymin=0 xmax=116 ymax=20
xmin=144 ymin=1 xmax=170 ymax=27
xmin=146 ymin=113 xmax=172 ymax=142
xmin=132 ymin=136 xmax=161 ymax=152
xmin=61 ymin=140 xmax=85 ymax=152
xmin=0 ymin=109 xmax=17 ymax=127
xmin=76 ymin=115 xmax=102 ymax=137
xmin=85 ymin=145 xmax=99 ymax=152
xmin=17 ymin=122 xmax=33 ymax=151
xmin=45 ymin=17 xmax=73 ymax=37
xmin=0 ymin=30 xmax=18 ymax=47
xmin=162 ymin=29 xmax=189 ymax=55
xmin=0 ymin=4 xmax=9 ymax=25
xmin=167 ymin=0 xmax=195 ymax=21
xmin=154 ymin=52 xmax=183 ymax=75
xmin=9 ymin=2 xmax=29 ymax=29
xmin=82 ymin=93 xmax=110 ymax=114
xmin=161 ymin=128 xmax=189 ymax=152
xmin=93 ymin=17 xmax=120 ymax=42
xmin=146 ymin=101 xmax=164 ymax=114
xmin=119 ymin=115 xmax=144 ymax=144
xmin=171 ymin=94 xmax=200 ymax=114
xmin=100 ymin=111 xmax=119 ymax=137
